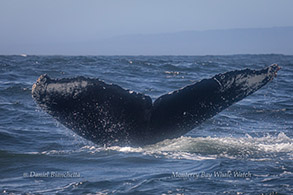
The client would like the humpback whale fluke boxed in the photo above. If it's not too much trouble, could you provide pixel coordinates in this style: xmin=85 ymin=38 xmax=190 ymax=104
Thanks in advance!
xmin=32 ymin=64 xmax=280 ymax=146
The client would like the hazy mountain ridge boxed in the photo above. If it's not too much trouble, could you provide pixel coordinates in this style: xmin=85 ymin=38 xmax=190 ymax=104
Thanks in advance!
xmin=2 ymin=27 xmax=293 ymax=55
xmin=94 ymin=26 xmax=293 ymax=55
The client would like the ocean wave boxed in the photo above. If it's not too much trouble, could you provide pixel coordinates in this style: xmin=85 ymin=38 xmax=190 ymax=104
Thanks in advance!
xmin=35 ymin=132 xmax=292 ymax=161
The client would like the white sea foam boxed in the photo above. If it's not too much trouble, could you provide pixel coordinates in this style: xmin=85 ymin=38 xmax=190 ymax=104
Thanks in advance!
xmin=32 ymin=132 xmax=292 ymax=161
xmin=76 ymin=132 xmax=293 ymax=161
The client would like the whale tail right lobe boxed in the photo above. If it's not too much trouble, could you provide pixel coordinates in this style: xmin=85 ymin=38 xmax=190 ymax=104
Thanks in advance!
xmin=148 ymin=64 xmax=280 ymax=143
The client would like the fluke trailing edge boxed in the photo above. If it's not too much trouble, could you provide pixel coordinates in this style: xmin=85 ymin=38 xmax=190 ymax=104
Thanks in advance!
xmin=32 ymin=64 xmax=280 ymax=146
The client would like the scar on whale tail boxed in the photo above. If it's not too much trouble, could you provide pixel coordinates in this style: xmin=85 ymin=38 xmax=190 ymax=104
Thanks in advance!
xmin=32 ymin=64 xmax=280 ymax=146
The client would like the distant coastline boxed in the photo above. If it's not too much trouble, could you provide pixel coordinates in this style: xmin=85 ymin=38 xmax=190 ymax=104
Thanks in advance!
xmin=1 ymin=26 xmax=293 ymax=56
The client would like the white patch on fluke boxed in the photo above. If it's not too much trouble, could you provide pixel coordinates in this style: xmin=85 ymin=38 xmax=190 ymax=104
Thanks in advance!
xmin=213 ymin=77 xmax=223 ymax=88
xmin=235 ymin=73 xmax=267 ymax=95
xmin=220 ymin=71 xmax=269 ymax=97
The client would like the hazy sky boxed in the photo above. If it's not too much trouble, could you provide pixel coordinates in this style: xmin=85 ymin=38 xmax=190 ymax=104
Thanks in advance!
xmin=1 ymin=0 xmax=293 ymax=53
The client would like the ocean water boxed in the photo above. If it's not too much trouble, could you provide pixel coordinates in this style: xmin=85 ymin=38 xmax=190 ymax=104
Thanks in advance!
xmin=0 ymin=55 xmax=292 ymax=194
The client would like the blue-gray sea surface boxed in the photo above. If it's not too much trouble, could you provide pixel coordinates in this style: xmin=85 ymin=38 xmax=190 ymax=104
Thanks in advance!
xmin=0 ymin=55 xmax=292 ymax=194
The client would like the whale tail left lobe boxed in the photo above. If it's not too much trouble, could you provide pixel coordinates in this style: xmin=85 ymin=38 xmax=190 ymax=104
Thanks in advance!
xmin=32 ymin=74 xmax=153 ymax=146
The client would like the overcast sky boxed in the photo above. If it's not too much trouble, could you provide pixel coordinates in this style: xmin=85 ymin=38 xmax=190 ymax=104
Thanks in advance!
xmin=1 ymin=0 xmax=293 ymax=54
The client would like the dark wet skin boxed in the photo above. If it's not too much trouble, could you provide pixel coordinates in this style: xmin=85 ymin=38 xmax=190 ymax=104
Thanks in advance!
xmin=32 ymin=64 xmax=280 ymax=146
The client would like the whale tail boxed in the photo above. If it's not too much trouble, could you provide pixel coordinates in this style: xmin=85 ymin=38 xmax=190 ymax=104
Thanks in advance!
xmin=32 ymin=64 xmax=280 ymax=146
